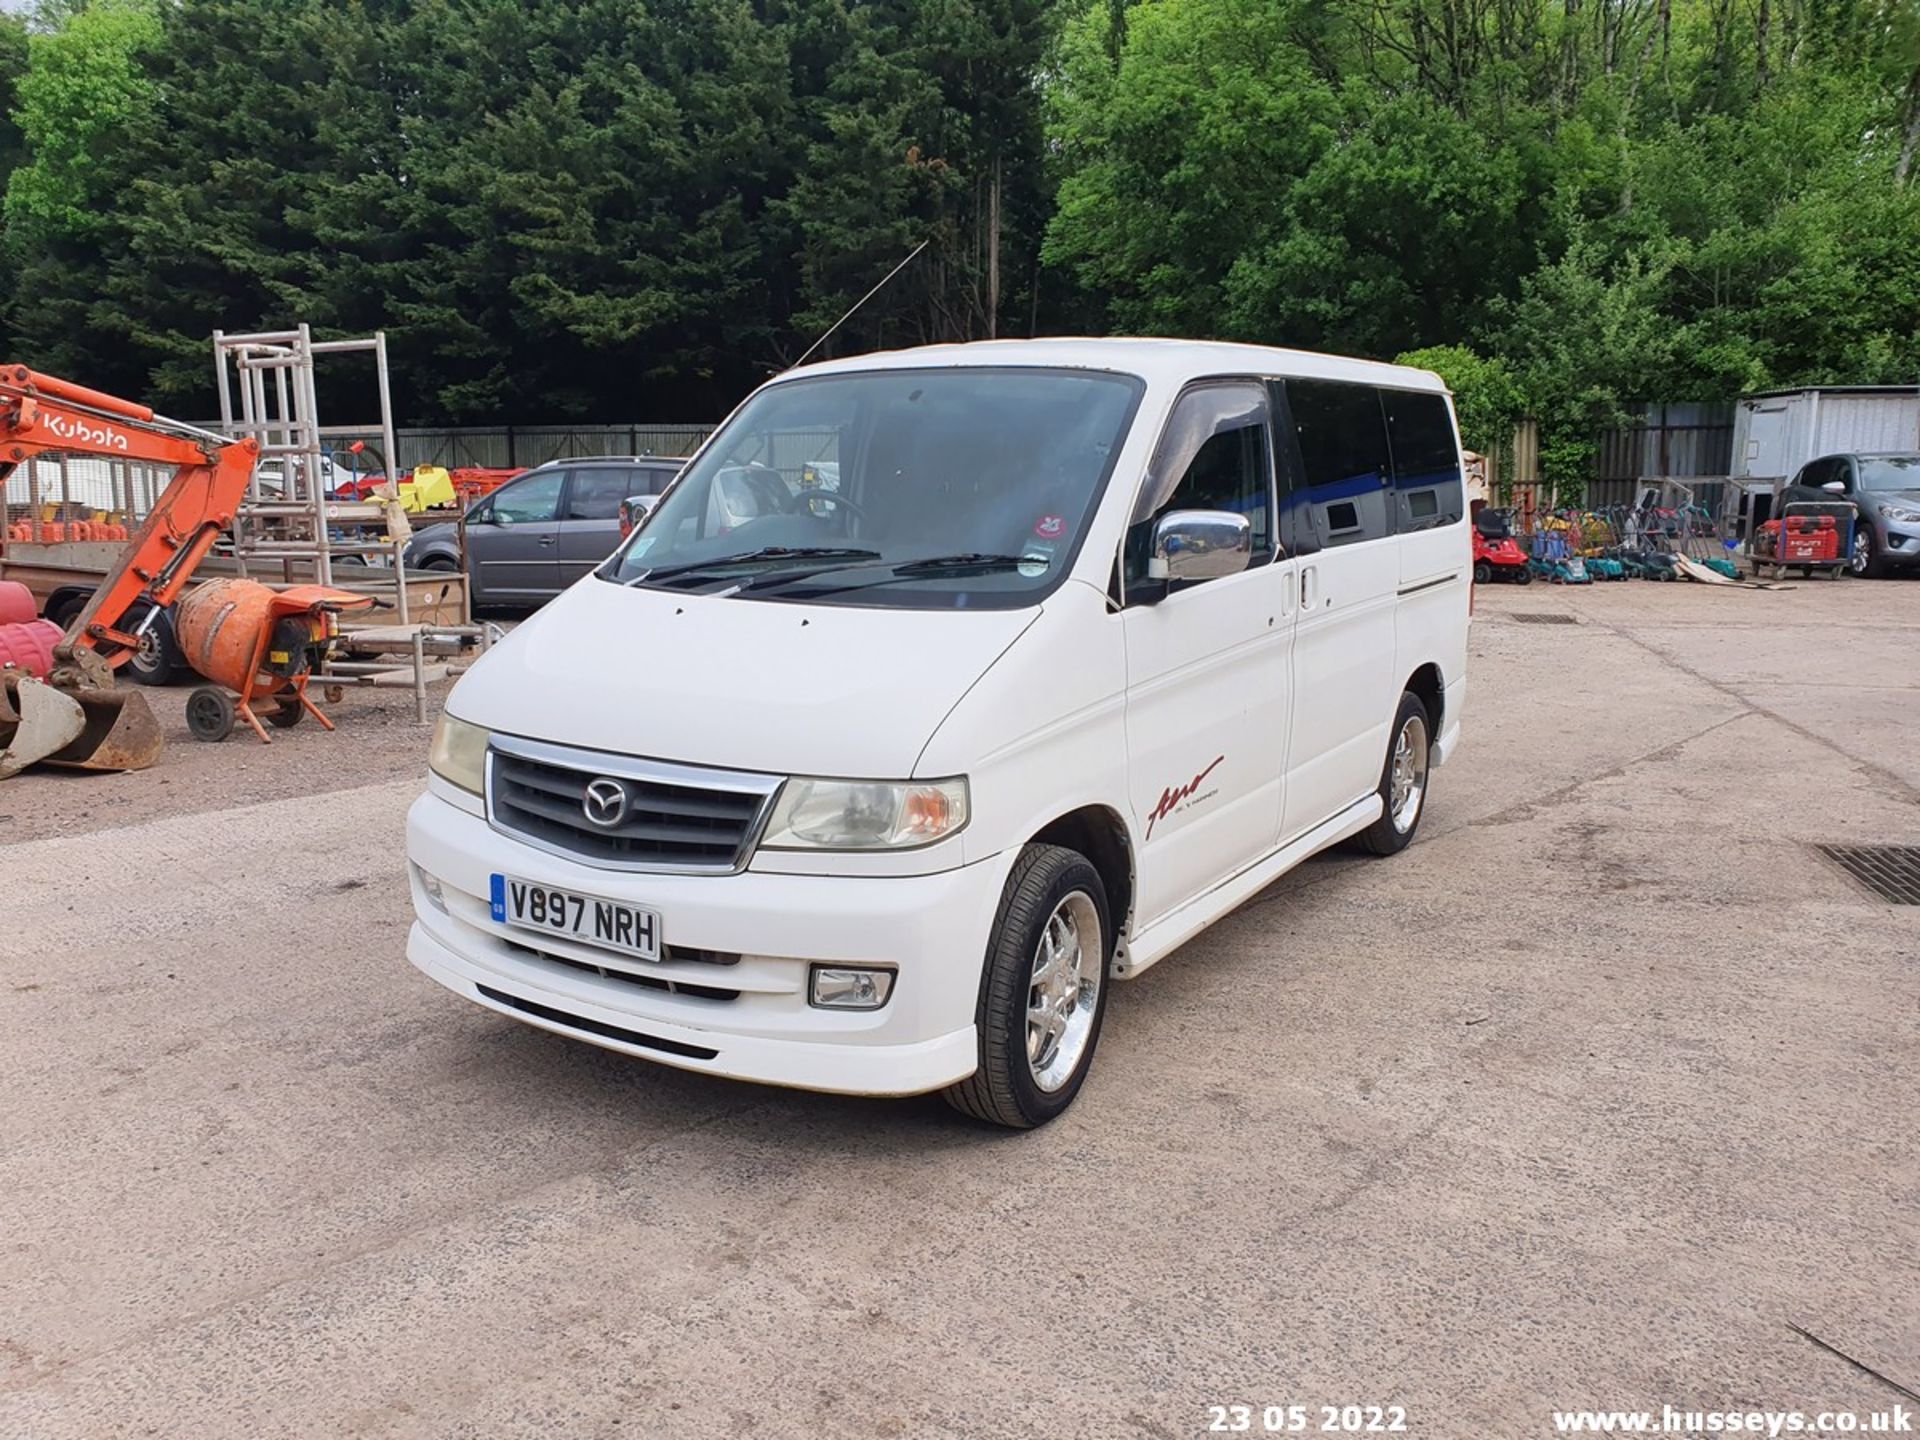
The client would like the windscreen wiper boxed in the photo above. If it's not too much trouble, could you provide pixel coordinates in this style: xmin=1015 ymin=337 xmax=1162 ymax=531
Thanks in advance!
xmin=625 ymin=546 xmax=881 ymax=586
xmin=746 ymin=551 xmax=1042 ymax=599
xmin=886 ymin=553 xmax=1033 ymax=574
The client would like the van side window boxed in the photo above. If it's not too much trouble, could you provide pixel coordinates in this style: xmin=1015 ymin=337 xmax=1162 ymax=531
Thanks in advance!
xmin=1381 ymin=390 xmax=1463 ymax=531
xmin=1124 ymin=382 xmax=1275 ymax=600
xmin=1283 ymin=379 xmax=1395 ymax=548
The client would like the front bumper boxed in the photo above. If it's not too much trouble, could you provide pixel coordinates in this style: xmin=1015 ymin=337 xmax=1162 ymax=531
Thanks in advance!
xmin=1880 ymin=527 xmax=1920 ymax=564
xmin=406 ymin=792 xmax=1006 ymax=1096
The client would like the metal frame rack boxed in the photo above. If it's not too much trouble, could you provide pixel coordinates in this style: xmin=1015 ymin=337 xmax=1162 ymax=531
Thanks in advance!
xmin=211 ymin=326 xmax=488 ymax=720
xmin=212 ymin=324 xmax=402 ymax=593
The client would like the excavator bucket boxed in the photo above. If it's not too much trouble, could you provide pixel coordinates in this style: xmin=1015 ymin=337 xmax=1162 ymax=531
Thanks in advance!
xmin=0 ymin=675 xmax=86 ymax=778
xmin=0 ymin=675 xmax=163 ymax=776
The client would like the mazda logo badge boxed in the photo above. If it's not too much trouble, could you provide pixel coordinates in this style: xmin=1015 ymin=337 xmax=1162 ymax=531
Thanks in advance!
xmin=582 ymin=777 xmax=629 ymax=829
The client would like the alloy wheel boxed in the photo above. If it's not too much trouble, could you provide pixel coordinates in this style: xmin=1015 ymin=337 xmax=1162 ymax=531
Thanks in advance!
xmin=1389 ymin=713 xmax=1430 ymax=834
xmin=1026 ymin=891 xmax=1103 ymax=1093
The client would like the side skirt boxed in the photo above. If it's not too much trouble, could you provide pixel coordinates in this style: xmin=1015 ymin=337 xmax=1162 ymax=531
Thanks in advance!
xmin=1112 ymin=794 xmax=1383 ymax=979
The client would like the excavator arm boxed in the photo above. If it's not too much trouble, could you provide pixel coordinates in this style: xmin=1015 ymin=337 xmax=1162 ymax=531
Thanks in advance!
xmin=0 ymin=364 xmax=260 ymax=774
xmin=1 ymin=364 xmax=260 ymax=687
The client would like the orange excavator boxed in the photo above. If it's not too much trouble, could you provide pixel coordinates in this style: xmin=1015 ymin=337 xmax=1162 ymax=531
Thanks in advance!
xmin=0 ymin=364 xmax=260 ymax=776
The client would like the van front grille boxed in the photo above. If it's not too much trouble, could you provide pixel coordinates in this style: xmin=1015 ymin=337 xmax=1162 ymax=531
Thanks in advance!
xmin=485 ymin=735 xmax=781 ymax=872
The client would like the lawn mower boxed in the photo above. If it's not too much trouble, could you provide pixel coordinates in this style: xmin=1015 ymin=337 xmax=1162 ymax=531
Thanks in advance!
xmin=1472 ymin=508 xmax=1532 ymax=584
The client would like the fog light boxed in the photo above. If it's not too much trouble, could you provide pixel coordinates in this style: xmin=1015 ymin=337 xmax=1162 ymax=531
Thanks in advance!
xmin=809 ymin=966 xmax=895 ymax=1010
xmin=414 ymin=864 xmax=448 ymax=913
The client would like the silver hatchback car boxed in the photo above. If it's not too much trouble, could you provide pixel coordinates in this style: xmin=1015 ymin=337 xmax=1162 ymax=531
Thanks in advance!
xmin=1783 ymin=453 xmax=1920 ymax=578
xmin=405 ymin=457 xmax=683 ymax=607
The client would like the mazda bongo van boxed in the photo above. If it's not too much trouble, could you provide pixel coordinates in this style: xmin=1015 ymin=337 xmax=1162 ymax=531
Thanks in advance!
xmin=407 ymin=339 xmax=1470 ymax=1127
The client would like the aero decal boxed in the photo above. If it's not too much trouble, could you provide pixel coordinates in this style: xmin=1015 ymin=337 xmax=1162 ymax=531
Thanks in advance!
xmin=44 ymin=409 xmax=130 ymax=452
xmin=1145 ymin=755 xmax=1225 ymax=840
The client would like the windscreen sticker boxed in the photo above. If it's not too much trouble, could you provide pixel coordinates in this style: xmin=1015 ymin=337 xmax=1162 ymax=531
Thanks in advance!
xmin=630 ymin=536 xmax=657 ymax=557
xmin=1033 ymin=514 xmax=1065 ymax=540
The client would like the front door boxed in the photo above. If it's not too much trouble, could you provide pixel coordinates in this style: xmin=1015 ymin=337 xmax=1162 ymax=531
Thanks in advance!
xmin=1121 ymin=381 xmax=1297 ymax=927
xmin=466 ymin=468 xmax=565 ymax=604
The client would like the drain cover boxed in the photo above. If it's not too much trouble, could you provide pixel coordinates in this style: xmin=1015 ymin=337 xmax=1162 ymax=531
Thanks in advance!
xmin=1816 ymin=845 xmax=1920 ymax=905
xmin=1511 ymin=612 xmax=1578 ymax=625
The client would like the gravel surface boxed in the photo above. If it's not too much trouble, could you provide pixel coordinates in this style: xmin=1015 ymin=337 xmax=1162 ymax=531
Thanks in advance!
xmin=2 ymin=578 xmax=1917 ymax=1439
xmin=1 ymin=676 xmax=449 ymax=843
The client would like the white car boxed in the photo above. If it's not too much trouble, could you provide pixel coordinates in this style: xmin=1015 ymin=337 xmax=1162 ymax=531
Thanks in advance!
xmin=407 ymin=339 xmax=1470 ymax=1127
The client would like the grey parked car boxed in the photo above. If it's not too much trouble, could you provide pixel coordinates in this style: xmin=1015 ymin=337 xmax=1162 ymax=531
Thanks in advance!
xmin=1782 ymin=453 xmax=1920 ymax=578
xmin=404 ymin=457 xmax=683 ymax=606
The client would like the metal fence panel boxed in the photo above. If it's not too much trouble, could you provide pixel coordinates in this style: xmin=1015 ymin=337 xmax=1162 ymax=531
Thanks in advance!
xmin=1595 ymin=404 xmax=1735 ymax=481
xmin=394 ymin=423 xmax=715 ymax=472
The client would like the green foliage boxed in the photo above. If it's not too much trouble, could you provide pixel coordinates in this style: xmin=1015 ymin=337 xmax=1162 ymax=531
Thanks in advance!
xmin=0 ymin=12 xmax=28 ymax=356
xmin=0 ymin=0 xmax=1915 ymax=445
xmin=0 ymin=0 xmax=1057 ymax=420
xmin=1049 ymin=0 xmax=1920 ymax=476
xmin=3 ymin=0 xmax=159 ymax=245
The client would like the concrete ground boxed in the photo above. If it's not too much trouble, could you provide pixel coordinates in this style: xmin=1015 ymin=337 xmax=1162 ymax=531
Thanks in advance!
xmin=2 ymin=577 xmax=1917 ymax=1439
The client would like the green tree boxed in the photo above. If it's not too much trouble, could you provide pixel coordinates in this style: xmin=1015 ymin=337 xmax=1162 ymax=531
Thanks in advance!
xmin=0 ymin=11 xmax=29 ymax=356
xmin=3 ymin=0 xmax=159 ymax=245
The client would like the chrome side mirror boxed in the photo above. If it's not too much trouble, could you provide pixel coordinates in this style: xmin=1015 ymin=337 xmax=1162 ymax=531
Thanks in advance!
xmin=1821 ymin=481 xmax=1845 ymax=494
xmin=1149 ymin=509 xmax=1253 ymax=583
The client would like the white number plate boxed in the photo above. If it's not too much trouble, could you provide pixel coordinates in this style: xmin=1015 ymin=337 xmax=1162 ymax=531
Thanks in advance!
xmin=489 ymin=875 xmax=662 ymax=961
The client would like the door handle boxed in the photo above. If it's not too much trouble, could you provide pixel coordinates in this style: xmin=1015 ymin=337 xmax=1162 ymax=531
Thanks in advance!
xmin=538 ymin=536 xmax=557 ymax=547
xmin=1300 ymin=566 xmax=1317 ymax=609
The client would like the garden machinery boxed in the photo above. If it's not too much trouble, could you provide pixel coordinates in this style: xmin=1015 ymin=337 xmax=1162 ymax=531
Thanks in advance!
xmin=0 ymin=364 xmax=259 ymax=776
xmin=1472 ymin=508 xmax=1532 ymax=584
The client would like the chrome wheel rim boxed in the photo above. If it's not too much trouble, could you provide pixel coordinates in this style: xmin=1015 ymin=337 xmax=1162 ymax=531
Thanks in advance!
xmin=1851 ymin=532 xmax=1870 ymax=574
xmin=1027 ymin=891 xmax=1102 ymax=1093
xmin=1389 ymin=714 xmax=1429 ymax=834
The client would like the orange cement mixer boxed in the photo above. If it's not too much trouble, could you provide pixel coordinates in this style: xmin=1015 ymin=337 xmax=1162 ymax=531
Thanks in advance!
xmin=172 ymin=578 xmax=374 ymax=743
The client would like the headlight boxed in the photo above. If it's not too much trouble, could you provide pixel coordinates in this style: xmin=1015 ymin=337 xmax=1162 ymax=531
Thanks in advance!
xmin=428 ymin=713 xmax=491 ymax=794
xmin=761 ymin=777 xmax=969 ymax=850
xmin=1876 ymin=502 xmax=1920 ymax=524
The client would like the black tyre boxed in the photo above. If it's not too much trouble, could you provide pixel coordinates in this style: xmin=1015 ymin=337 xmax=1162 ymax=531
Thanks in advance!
xmin=185 ymin=686 xmax=235 ymax=743
xmin=125 ymin=605 xmax=186 ymax=687
xmin=1473 ymin=560 xmax=1492 ymax=585
xmin=1357 ymin=691 xmax=1432 ymax=857
xmin=943 ymin=844 xmax=1112 ymax=1129
xmin=45 ymin=591 xmax=89 ymax=630
xmin=1513 ymin=566 xmax=1532 ymax=586
xmin=420 ymin=555 xmax=459 ymax=573
xmin=1850 ymin=526 xmax=1887 ymax=579
xmin=267 ymin=697 xmax=304 ymax=729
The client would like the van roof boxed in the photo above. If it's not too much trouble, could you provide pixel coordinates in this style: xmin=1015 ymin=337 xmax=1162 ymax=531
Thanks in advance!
xmin=785 ymin=337 xmax=1449 ymax=394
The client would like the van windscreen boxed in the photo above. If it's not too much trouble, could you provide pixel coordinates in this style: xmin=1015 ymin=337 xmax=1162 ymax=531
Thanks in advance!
xmin=603 ymin=367 xmax=1144 ymax=609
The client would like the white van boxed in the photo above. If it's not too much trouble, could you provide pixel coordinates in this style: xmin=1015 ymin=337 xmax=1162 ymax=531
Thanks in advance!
xmin=407 ymin=339 xmax=1469 ymax=1127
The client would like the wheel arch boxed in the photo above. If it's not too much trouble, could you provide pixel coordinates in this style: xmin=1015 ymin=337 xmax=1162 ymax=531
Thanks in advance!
xmin=1404 ymin=661 xmax=1445 ymax=734
xmin=1028 ymin=804 xmax=1135 ymax=947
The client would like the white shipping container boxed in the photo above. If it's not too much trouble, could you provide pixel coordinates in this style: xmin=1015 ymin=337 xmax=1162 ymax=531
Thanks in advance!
xmin=1731 ymin=387 xmax=1920 ymax=481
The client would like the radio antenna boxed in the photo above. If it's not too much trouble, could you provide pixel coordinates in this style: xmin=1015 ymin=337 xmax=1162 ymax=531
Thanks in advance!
xmin=790 ymin=239 xmax=932 ymax=370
